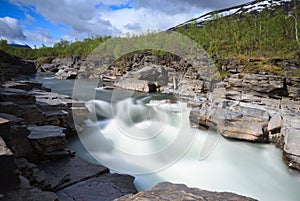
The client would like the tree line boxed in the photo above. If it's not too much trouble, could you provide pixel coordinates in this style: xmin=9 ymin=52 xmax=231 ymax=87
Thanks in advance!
xmin=0 ymin=6 xmax=299 ymax=61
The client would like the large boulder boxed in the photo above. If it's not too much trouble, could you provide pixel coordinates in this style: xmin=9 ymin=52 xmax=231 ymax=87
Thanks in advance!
xmin=114 ymin=65 xmax=175 ymax=93
xmin=115 ymin=182 xmax=256 ymax=201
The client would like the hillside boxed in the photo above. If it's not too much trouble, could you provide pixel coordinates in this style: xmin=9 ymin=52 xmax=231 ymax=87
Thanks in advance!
xmin=0 ymin=0 xmax=299 ymax=78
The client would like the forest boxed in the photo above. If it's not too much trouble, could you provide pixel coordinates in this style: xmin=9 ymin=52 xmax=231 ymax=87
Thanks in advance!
xmin=0 ymin=6 xmax=299 ymax=62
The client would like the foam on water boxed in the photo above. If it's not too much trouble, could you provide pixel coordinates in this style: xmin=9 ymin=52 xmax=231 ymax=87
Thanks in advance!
xmin=74 ymin=96 xmax=300 ymax=201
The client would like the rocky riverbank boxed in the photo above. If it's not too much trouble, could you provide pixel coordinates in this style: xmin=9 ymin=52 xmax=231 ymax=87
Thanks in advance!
xmin=0 ymin=80 xmax=137 ymax=201
xmin=38 ymin=53 xmax=300 ymax=172
xmin=0 ymin=79 xmax=261 ymax=200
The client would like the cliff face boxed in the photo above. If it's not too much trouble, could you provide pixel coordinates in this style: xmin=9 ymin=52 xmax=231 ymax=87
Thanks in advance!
xmin=0 ymin=50 xmax=36 ymax=82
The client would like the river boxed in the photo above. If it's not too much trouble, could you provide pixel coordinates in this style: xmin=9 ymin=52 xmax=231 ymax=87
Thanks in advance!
xmin=31 ymin=72 xmax=300 ymax=201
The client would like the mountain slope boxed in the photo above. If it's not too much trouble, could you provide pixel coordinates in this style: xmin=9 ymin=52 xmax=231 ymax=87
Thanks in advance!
xmin=170 ymin=0 xmax=296 ymax=30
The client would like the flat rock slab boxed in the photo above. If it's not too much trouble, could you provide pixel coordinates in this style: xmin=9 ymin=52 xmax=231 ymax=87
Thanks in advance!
xmin=115 ymin=182 xmax=256 ymax=201
xmin=57 ymin=173 xmax=137 ymax=201
xmin=38 ymin=157 xmax=109 ymax=191
xmin=27 ymin=126 xmax=67 ymax=153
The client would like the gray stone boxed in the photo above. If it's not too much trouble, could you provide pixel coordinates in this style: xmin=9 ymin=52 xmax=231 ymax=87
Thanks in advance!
xmin=57 ymin=173 xmax=137 ymax=201
xmin=27 ymin=126 xmax=68 ymax=154
xmin=114 ymin=65 xmax=176 ymax=93
xmin=283 ymin=127 xmax=300 ymax=171
xmin=38 ymin=157 xmax=109 ymax=191
xmin=268 ymin=114 xmax=282 ymax=133
xmin=115 ymin=182 xmax=256 ymax=201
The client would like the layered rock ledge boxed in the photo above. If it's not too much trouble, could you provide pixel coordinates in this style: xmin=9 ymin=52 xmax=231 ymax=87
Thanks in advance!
xmin=0 ymin=80 xmax=137 ymax=201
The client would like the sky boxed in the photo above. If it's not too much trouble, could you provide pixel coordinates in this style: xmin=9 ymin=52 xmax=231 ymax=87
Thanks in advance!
xmin=0 ymin=0 xmax=253 ymax=47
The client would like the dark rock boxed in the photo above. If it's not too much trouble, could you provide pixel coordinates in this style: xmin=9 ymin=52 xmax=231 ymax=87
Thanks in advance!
xmin=115 ymin=182 xmax=256 ymax=201
xmin=38 ymin=157 xmax=109 ymax=191
xmin=19 ymin=104 xmax=44 ymax=125
xmin=57 ymin=173 xmax=137 ymax=201
xmin=0 ymin=136 xmax=20 ymax=192
xmin=1 ymin=176 xmax=58 ymax=201
xmin=0 ymin=50 xmax=36 ymax=81
xmin=0 ymin=88 xmax=35 ymax=105
xmin=27 ymin=126 xmax=68 ymax=154
xmin=16 ymin=158 xmax=50 ymax=190
xmin=0 ymin=102 xmax=20 ymax=115
xmin=11 ymin=125 xmax=36 ymax=158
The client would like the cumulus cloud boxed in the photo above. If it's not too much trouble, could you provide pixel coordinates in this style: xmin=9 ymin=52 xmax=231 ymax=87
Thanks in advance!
xmin=0 ymin=16 xmax=26 ymax=40
xmin=133 ymin=0 xmax=253 ymax=13
xmin=6 ymin=0 xmax=253 ymax=45
xmin=23 ymin=28 xmax=55 ymax=47
xmin=9 ymin=0 xmax=121 ymax=36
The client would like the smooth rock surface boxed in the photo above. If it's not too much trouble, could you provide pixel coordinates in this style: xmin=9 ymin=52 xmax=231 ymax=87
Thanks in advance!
xmin=115 ymin=182 xmax=256 ymax=201
xmin=38 ymin=157 xmax=109 ymax=191
xmin=57 ymin=173 xmax=137 ymax=201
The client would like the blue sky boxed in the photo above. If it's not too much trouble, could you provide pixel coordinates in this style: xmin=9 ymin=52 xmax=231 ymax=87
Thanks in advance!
xmin=0 ymin=0 xmax=252 ymax=47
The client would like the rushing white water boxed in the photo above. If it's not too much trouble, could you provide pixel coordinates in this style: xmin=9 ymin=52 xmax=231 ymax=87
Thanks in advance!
xmin=75 ymin=95 xmax=300 ymax=201
xmin=31 ymin=76 xmax=300 ymax=201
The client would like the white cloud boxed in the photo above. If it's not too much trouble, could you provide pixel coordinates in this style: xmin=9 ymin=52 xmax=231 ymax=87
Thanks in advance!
xmin=101 ymin=7 xmax=204 ymax=34
xmin=23 ymin=28 xmax=55 ymax=47
xmin=133 ymin=0 xmax=253 ymax=13
xmin=0 ymin=16 xmax=26 ymax=41
xmin=9 ymin=0 xmax=121 ymax=36
xmin=7 ymin=0 xmax=254 ymax=46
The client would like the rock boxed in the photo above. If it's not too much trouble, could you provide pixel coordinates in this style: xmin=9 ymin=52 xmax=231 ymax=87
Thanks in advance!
xmin=0 ymin=88 xmax=35 ymax=105
xmin=27 ymin=126 xmax=68 ymax=155
xmin=227 ymin=74 xmax=288 ymax=97
xmin=0 ymin=50 xmax=36 ymax=81
xmin=43 ymin=110 xmax=68 ymax=127
xmin=0 ymin=136 xmax=20 ymax=192
xmin=283 ymin=114 xmax=300 ymax=171
xmin=11 ymin=125 xmax=36 ymax=159
xmin=115 ymin=78 xmax=158 ymax=93
xmin=286 ymin=77 xmax=300 ymax=99
xmin=114 ymin=65 xmax=175 ymax=93
xmin=1 ymin=176 xmax=58 ymax=201
xmin=0 ymin=113 xmax=24 ymax=148
xmin=55 ymin=68 xmax=78 ymax=79
xmin=2 ymin=81 xmax=43 ymax=91
xmin=20 ymin=104 xmax=44 ymax=125
xmin=194 ymin=98 xmax=270 ymax=141
xmin=57 ymin=173 xmax=137 ymax=201
xmin=40 ymin=64 xmax=58 ymax=73
xmin=268 ymin=114 xmax=282 ymax=133
xmin=0 ymin=102 xmax=20 ymax=115
xmin=38 ymin=157 xmax=109 ymax=191
xmin=0 ymin=116 xmax=12 ymax=147
xmin=115 ymin=182 xmax=256 ymax=201
xmin=16 ymin=158 xmax=50 ymax=190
